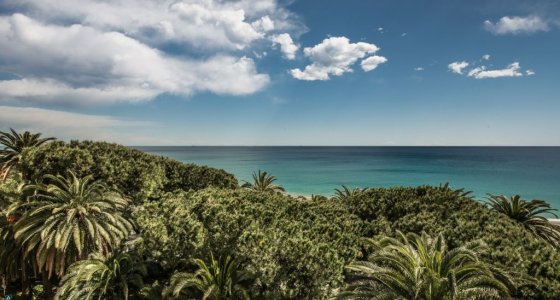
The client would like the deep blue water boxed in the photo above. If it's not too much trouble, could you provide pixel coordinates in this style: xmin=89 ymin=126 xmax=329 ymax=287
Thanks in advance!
xmin=136 ymin=147 xmax=560 ymax=210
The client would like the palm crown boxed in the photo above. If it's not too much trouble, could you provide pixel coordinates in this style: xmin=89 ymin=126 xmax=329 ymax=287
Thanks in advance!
xmin=0 ymin=128 xmax=55 ymax=180
xmin=55 ymin=250 xmax=146 ymax=300
xmin=339 ymin=231 xmax=515 ymax=300
xmin=333 ymin=185 xmax=368 ymax=201
xmin=487 ymin=194 xmax=560 ymax=247
xmin=241 ymin=170 xmax=285 ymax=193
xmin=168 ymin=254 xmax=252 ymax=299
xmin=12 ymin=171 xmax=133 ymax=277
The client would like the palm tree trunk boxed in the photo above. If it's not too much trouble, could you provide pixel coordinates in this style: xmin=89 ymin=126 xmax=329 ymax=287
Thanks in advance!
xmin=2 ymin=274 xmax=6 ymax=299
xmin=42 ymin=271 xmax=53 ymax=300
xmin=20 ymin=257 xmax=30 ymax=299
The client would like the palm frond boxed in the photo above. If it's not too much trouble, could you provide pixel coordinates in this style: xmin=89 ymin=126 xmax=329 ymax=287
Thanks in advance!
xmin=12 ymin=171 xmax=133 ymax=277
xmin=486 ymin=194 xmax=560 ymax=247
xmin=242 ymin=170 xmax=285 ymax=193
xmin=169 ymin=253 xmax=252 ymax=300
xmin=0 ymin=128 xmax=55 ymax=181
xmin=339 ymin=231 xmax=516 ymax=299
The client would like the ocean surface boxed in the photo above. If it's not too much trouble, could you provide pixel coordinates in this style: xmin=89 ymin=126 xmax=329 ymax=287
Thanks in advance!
xmin=136 ymin=147 xmax=560 ymax=210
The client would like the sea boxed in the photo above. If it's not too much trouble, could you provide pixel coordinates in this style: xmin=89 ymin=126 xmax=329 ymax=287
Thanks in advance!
xmin=136 ymin=146 xmax=560 ymax=210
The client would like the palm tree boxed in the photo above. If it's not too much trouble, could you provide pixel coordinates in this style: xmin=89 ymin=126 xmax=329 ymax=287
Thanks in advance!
xmin=333 ymin=185 xmax=368 ymax=201
xmin=0 ymin=128 xmax=55 ymax=181
xmin=0 ymin=188 xmax=34 ymax=297
xmin=168 ymin=254 xmax=252 ymax=300
xmin=0 ymin=213 xmax=25 ymax=292
xmin=438 ymin=182 xmax=474 ymax=199
xmin=55 ymin=250 xmax=146 ymax=300
xmin=338 ymin=231 xmax=515 ymax=300
xmin=11 ymin=171 xmax=133 ymax=278
xmin=311 ymin=194 xmax=327 ymax=201
xmin=487 ymin=194 xmax=560 ymax=246
xmin=241 ymin=170 xmax=285 ymax=193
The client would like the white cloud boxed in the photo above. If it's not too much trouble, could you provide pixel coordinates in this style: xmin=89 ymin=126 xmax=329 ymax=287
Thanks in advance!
xmin=252 ymin=15 xmax=275 ymax=32
xmin=484 ymin=16 xmax=549 ymax=35
xmin=270 ymin=33 xmax=299 ymax=60
xmin=467 ymin=62 xmax=523 ymax=79
xmin=414 ymin=67 xmax=424 ymax=71
xmin=168 ymin=1 xmax=263 ymax=50
xmin=361 ymin=56 xmax=388 ymax=71
xmin=0 ymin=14 xmax=269 ymax=104
xmin=450 ymin=57 xmax=530 ymax=79
xmin=0 ymin=79 xmax=158 ymax=104
xmin=0 ymin=106 xmax=145 ymax=128
xmin=0 ymin=0 xmax=307 ymax=104
xmin=290 ymin=36 xmax=386 ymax=81
xmin=0 ymin=106 xmax=173 ymax=144
xmin=448 ymin=61 xmax=469 ymax=74
xmin=0 ymin=0 xmax=298 ymax=50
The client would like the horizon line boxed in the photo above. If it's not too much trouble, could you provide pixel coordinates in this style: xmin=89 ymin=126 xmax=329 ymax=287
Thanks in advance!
xmin=130 ymin=145 xmax=560 ymax=147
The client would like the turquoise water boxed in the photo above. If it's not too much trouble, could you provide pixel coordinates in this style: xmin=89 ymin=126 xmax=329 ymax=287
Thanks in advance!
xmin=136 ymin=147 xmax=560 ymax=210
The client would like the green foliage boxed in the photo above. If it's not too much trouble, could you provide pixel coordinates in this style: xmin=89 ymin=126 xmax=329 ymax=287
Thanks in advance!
xmin=487 ymin=194 xmax=560 ymax=246
xmin=241 ymin=170 xmax=285 ymax=193
xmin=134 ymin=192 xmax=205 ymax=270
xmin=55 ymin=250 xmax=147 ymax=300
xmin=135 ymin=188 xmax=363 ymax=298
xmin=4 ymin=134 xmax=560 ymax=299
xmin=0 ymin=129 xmax=55 ymax=181
xmin=340 ymin=231 xmax=516 ymax=300
xmin=19 ymin=141 xmax=237 ymax=202
xmin=138 ymin=280 xmax=165 ymax=300
xmin=12 ymin=172 xmax=133 ymax=277
xmin=168 ymin=254 xmax=251 ymax=300
xmin=343 ymin=185 xmax=560 ymax=299
xmin=0 ymin=175 xmax=20 ymax=209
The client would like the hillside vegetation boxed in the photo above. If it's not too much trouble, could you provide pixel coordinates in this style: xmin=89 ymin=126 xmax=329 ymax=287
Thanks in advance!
xmin=1 ymin=130 xmax=559 ymax=299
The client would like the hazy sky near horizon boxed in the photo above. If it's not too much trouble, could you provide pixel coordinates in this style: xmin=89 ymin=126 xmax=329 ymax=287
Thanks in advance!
xmin=0 ymin=0 xmax=559 ymax=145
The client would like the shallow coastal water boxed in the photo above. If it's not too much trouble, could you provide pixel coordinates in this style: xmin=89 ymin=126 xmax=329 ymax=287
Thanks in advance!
xmin=136 ymin=146 xmax=560 ymax=210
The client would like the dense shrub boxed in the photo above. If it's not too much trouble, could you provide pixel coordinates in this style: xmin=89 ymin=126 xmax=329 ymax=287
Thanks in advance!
xmin=345 ymin=185 xmax=560 ymax=299
xmin=134 ymin=192 xmax=206 ymax=270
xmin=134 ymin=188 xmax=363 ymax=299
xmin=6 ymin=137 xmax=560 ymax=299
xmin=19 ymin=140 xmax=237 ymax=201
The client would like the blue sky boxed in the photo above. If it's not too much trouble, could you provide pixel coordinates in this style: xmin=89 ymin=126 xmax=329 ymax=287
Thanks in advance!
xmin=0 ymin=0 xmax=559 ymax=145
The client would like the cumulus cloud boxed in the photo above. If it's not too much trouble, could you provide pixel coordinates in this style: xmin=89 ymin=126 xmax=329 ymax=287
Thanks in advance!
xmin=414 ymin=67 xmax=424 ymax=71
xmin=449 ymin=58 xmax=529 ymax=79
xmin=270 ymin=33 xmax=299 ymax=60
xmin=467 ymin=62 xmax=523 ymax=79
xmin=448 ymin=61 xmax=469 ymax=74
xmin=290 ymin=36 xmax=386 ymax=81
xmin=0 ymin=14 xmax=269 ymax=104
xmin=0 ymin=0 xmax=308 ymax=104
xmin=361 ymin=56 xmax=388 ymax=71
xmin=0 ymin=0 xmax=298 ymax=50
xmin=482 ymin=54 xmax=491 ymax=60
xmin=484 ymin=15 xmax=549 ymax=35
xmin=252 ymin=15 xmax=275 ymax=32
